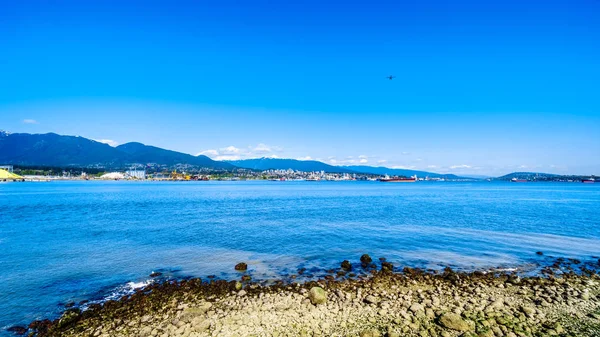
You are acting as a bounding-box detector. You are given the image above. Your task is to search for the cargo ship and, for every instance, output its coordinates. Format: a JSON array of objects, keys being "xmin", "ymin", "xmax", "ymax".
[
  {"xmin": 378, "ymin": 175, "xmax": 417, "ymax": 183},
  {"xmin": 511, "ymin": 178, "xmax": 527, "ymax": 182},
  {"xmin": 582, "ymin": 178, "xmax": 595, "ymax": 184}
]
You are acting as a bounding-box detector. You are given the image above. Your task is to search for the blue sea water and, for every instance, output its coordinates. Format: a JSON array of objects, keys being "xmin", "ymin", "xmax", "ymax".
[{"xmin": 1, "ymin": 181, "xmax": 599, "ymax": 333}]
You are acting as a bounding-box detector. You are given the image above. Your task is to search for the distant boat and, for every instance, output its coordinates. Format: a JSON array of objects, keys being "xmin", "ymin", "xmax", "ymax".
[
  {"xmin": 511, "ymin": 178, "xmax": 527, "ymax": 182},
  {"xmin": 378, "ymin": 175, "xmax": 417, "ymax": 183},
  {"xmin": 582, "ymin": 178, "xmax": 595, "ymax": 184}
]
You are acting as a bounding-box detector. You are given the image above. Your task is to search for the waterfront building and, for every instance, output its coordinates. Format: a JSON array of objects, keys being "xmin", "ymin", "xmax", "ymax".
[
  {"xmin": 0, "ymin": 165, "xmax": 13, "ymax": 173},
  {"xmin": 126, "ymin": 169, "xmax": 146, "ymax": 179}
]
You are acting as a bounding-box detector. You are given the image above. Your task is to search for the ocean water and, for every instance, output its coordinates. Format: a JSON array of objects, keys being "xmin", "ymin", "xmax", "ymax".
[{"xmin": 1, "ymin": 181, "xmax": 599, "ymax": 332}]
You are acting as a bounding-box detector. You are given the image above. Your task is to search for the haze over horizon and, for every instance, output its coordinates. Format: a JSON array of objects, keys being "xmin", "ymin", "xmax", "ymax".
[{"xmin": 1, "ymin": 1, "xmax": 599, "ymax": 176}]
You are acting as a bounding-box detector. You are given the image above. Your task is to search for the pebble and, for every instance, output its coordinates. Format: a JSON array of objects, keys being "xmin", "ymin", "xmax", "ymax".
[
  {"xmin": 364, "ymin": 295, "xmax": 379, "ymax": 304},
  {"xmin": 359, "ymin": 328, "xmax": 381, "ymax": 337},
  {"xmin": 409, "ymin": 303, "xmax": 424, "ymax": 313}
]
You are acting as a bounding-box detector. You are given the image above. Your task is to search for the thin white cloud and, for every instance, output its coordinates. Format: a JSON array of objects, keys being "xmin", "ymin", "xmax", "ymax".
[
  {"xmin": 427, "ymin": 165, "xmax": 437, "ymax": 169},
  {"xmin": 221, "ymin": 146, "xmax": 241, "ymax": 154},
  {"xmin": 297, "ymin": 156, "xmax": 313, "ymax": 161},
  {"xmin": 197, "ymin": 149, "xmax": 219, "ymax": 157},
  {"xmin": 214, "ymin": 155, "xmax": 241, "ymax": 161},
  {"xmin": 197, "ymin": 143, "xmax": 282, "ymax": 161},
  {"xmin": 327, "ymin": 155, "xmax": 371, "ymax": 165},
  {"xmin": 449, "ymin": 164, "xmax": 472, "ymax": 169},
  {"xmin": 392, "ymin": 165, "xmax": 416, "ymax": 169},
  {"xmin": 94, "ymin": 139, "xmax": 118, "ymax": 147},
  {"xmin": 401, "ymin": 152, "xmax": 410, "ymax": 155},
  {"xmin": 377, "ymin": 160, "xmax": 387, "ymax": 164},
  {"xmin": 23, "ymin": 119, "xmax": 38, "ymax": 124}
]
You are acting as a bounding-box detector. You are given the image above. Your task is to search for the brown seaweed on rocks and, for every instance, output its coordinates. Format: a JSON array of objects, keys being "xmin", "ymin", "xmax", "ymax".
[{"xmin": 18, "ymin": 256, "xmax": 600, "ymax": 337}]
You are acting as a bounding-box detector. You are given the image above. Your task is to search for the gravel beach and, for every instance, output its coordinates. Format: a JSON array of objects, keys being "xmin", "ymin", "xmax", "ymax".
[{"xmin": 15, "ymin": 257, "xmax": 600, "ymax": 337}]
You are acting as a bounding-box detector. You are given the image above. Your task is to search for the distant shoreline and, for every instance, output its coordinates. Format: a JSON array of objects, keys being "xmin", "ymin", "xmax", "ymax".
[{"xmin": 5, "ymin": 177, "xmax": 598, "ymax": 183}]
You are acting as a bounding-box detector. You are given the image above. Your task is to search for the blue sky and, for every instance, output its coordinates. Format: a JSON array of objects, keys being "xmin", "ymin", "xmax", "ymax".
[{"xmin": 1, "ymin": 0, "xmax": 599, "ymax": 175}]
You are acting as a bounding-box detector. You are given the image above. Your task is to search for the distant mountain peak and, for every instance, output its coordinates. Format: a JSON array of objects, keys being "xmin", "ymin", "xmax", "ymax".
[{"xmin": 256, "ymin": 157, "xmax": 284, "ymax": 161}]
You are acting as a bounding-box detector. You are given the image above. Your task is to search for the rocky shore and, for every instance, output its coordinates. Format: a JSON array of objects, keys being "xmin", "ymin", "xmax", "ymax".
[{"xmin": 12, "ymin": 256, "xmax": 600, "ymax": 337}]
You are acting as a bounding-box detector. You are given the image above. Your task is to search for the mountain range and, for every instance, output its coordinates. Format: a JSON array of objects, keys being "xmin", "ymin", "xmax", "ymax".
[
  {"xmin": 1, "ymin": 131, "xmax": 458, "ymax": 176},
  {"xmin": 0, "ymin": 132, "xmax": 233, "ymax": 170},
  {"xmin": 228, "ymin": 158, "xmax": 356, "ymax": 173},
  {"xmin": 496, "ymin": 172, "xmax": 559, "ymax": 180},
  {"xmin": 4, "ymin": 131, "xmax": 585, "ymax": 179},
  {"xmin": 227, "ymin": 160, "xmax": 463, "ymax": 178}
]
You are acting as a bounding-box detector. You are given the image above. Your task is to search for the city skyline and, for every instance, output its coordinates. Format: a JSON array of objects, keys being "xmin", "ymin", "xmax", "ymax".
[{"xmin": 1, "ymin": 0, "xmax": 599, "ymax": 175}]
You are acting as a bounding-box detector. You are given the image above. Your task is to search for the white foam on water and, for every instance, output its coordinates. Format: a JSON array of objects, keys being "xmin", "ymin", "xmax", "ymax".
[
  {"xmin": 498, "ymin": 267, "xmax": 518, "ymax": 271},
  {"xmin": 81, "ymin": 279, "xmax": 155, "ymax": 311},
  {"xmin": 125, "ymin": 280, "xmax": 153, "ymax": 291}
]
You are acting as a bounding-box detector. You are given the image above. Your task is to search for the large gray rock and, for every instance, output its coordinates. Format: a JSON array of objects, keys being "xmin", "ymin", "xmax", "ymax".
[
  {"xmin": 180, "ymin": 307, "xmax": 208, "ymax": 323},
  {"xmin": 308, "ymin": 287, "xmax": 327, "ymax": 305},
  {"xmin": 364, "ymin": 295, "xmax": 380, "ymax": 304},
  {"xmin": 580, "ymin": 289, "xmax": 590, "ymax": 300},
  {"xmin": 409, "ymin": 303, "xmax": 424, "ymax": 313},
  {"xmin": 520, "ymin": 305, "xmax": 535, "ymax": 318},
  {"xmin": 438, "ymin": 313, "xmax": 474, "ymax": 332}
]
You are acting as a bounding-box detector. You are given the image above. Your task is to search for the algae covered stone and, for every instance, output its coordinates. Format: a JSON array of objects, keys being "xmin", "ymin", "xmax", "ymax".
[
  {"xmin": 438, "ymin": 313, "xmax": 474, "ymax": 332},
  {"xmin": 359, "ymin": 328, "xmax": 381, "ymax": 337},
  {"xmin": 360, "ymin": 254, "xmax": 372, "ymax": 264},
  {"xmin": 359, "ymin": 329, "xmax": 381, "ymax": 337},
  {"xmin": 235, "ymin": 262, "xmax": 248, "ymax": 271},
  {"xmin": 308, "ymin": 286, "xmax": 327, "ymax": 305},
  {"xmin": 56, "ymin": 308, "xmax": 81, "ymax": 329}
]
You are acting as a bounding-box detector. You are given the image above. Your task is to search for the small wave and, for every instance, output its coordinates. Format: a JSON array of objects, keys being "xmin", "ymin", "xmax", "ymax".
[
  {"xmin": 490, "ymin": 267, "xmax": 518, "ymax": 272},
  {"xmin": 81, "ymin": 279, "xmax": 154, "ymax": 311},
  {"xmin": 104, "ymin": 279, "xmax": 154, "ymax": 301},
  {"xmin": 126, "ymin": 281, "xmax": 153, "ymax": 290}
]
